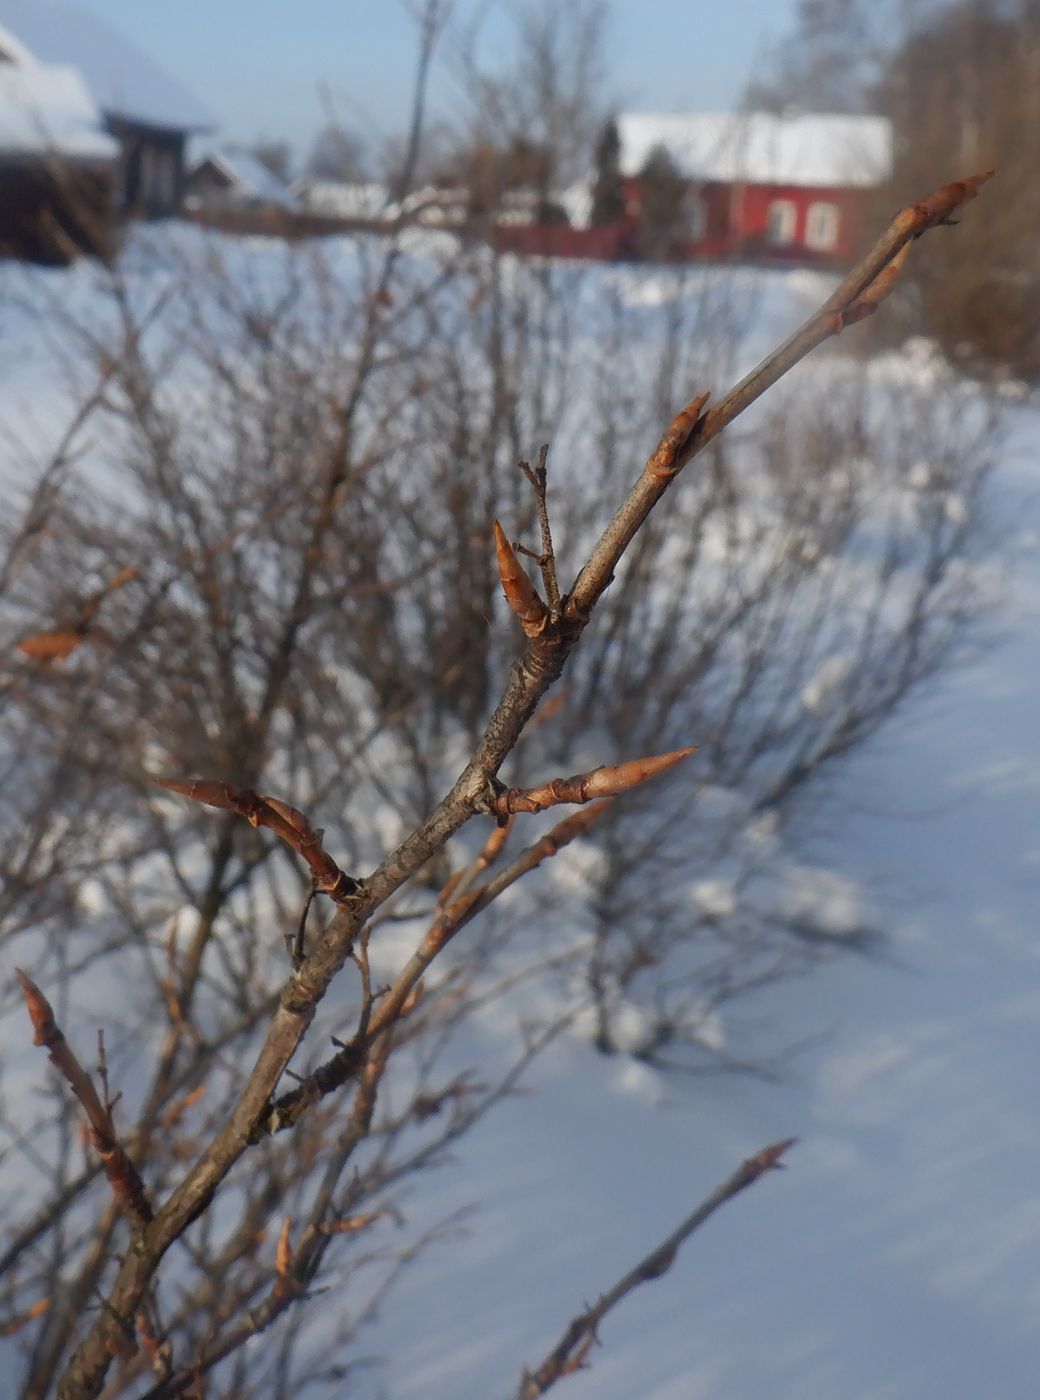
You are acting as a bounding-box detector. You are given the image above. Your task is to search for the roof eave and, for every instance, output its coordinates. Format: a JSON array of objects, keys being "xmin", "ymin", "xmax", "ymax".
[{"xmin": 101, "ymin": 107, "xmax": 216, "ymax": 138}]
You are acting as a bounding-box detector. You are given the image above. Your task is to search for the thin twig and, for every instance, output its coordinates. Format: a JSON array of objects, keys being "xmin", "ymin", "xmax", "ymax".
[
  {"xmin": 289, "ymin": 884, "xmax": 318, "ymax": 970},
  {"xmin": 566, "ymin": 170, "xmax": 994, "ymax": 619},
  {"xmin": 518, "ymin": 445, "xmax": 562, "ymax": 617},
  {"xmin": 517, "ymin": 1138, "xmax": 797, "ymax": 1398},
  {"xmin": 252, "ymin": 803, "xmax": 608, "ymax": 1138},
  {"xmin": 16, "ymin": 971, "xmax": 153, "ymax": 1228},
  {"xmin": 490, "ymin": 747, "xmax": 695, "ymax": 818},
  {"xmin": 152, "ymin": 778, "xmax": 359, "ymax": 904}
]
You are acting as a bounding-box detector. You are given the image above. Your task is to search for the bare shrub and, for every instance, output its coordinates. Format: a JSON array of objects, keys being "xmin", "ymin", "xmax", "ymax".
[{"xmin": 0, "ymin": 142, "xmax": 995, "ymax": 1399}]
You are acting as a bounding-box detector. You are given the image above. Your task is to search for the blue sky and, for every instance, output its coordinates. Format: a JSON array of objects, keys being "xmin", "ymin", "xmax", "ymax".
[{"xmin": 74, "ymin": 1, "xmax": 797, "ymax": 164}]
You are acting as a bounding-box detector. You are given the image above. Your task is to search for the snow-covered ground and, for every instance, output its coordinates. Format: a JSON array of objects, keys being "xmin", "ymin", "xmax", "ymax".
[
  {"xmin": 1, "ymin": 230, "xmax": 1037, "ymax": 1397},
  {"xmin": 363, "ymin": 397, "xmax": 1040, "ymax": 1398}
]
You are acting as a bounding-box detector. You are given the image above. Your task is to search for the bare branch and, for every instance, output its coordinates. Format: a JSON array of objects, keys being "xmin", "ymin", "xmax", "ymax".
[
  {"xmin": 16, "ymin": 971, "xmax": 153, "ymax": 1228},
  {"xmin": 491, "ymin": 746, "xmax": 696, "ymax": 817},
  {"xmin": 50, "ymin": 169, "xmax": 989, "ymax": 1398},
  {"xmin": 152, "ymin": 778, "xmax": 359, "ymax": 903},
  {"xmin": 252, "ymin": 802, "xmax": 608, "ymax": 1140},
  {"xmin": 517, "ymin": 1139, "xmax": 797, "ymax": 1397},
  {"xmin": 518, "ymin": 445, "xmax": 563, "ymax": 616},
  {"xmin": 567, "ymin": 170, "xmax": 994, "ymax": 618}
]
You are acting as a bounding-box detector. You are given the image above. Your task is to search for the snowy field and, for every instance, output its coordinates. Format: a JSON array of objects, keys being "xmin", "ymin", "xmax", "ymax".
[
  {"xmin": 363, "ymin": 263, "xmax": 1038, "ymax": 1395},
  {"xmin": 360, "ymin": 402, "xmax": 1040, "ymax": 1399},
  {"xmin": 1, "ymin": 229, "xmax": 1038, "ymax": 1397}
]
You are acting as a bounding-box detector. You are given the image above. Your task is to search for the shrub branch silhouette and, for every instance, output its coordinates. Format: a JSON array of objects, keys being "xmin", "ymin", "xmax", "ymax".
[{"xmin": 9, "ymin": 168, "xmax": 991, "ymax": 1400}]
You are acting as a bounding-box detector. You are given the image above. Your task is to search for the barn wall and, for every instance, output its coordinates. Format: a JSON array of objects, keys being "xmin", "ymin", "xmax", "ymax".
[
  {"xmin": 723, "ymin": 182, "xmax": 868, "ymax": 264},
  {"xmin": 0, "ymin": 160, "xmax": 117, "ymax": 264}
]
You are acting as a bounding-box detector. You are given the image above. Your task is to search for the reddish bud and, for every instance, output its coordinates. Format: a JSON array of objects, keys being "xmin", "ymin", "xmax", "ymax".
[
  {"xmin": 493, "ymin": 520, "xmax": 549, "ymax": 637},
  {"xmin": 579, "ymin": 747, "xmax": 697, "ymax": 799},
  {"xmin": 16, "ymin": 969, "xmax": 59, "ymax": 1048},
  {"xmin": 741, "ymin": 1137, "xmax": 797, "ymax": 1183},
  {"xmin": 275, "ymin": 1216, "xmax": 293, "ymax": 1279},
  {"xmin": 646, "ymin": 391, "xmax": 711, "ymax": 480}
]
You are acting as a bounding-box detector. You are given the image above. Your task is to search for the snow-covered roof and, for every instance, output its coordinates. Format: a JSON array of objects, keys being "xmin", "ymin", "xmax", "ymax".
[
  {"xmin": 295, "ymin": 180, "xmax": 392, "ymax": 221},
  {"xmin": 194, "ymin": 150, "xmax": 296, "ymax": 207},
  {"xmin": 618, "ymin": 112, "xmax": 892, "ymax": 189},
  {"xmin": 396, "ymin": 185, "xmax": 468, "ymax": 225},
  {"xmin": 0, "ymin": 1, "xmax": 212, "ymax": 133},
  {"xmin": 0, "ymin": 51, "xmax": 117, "ymax": 159}
]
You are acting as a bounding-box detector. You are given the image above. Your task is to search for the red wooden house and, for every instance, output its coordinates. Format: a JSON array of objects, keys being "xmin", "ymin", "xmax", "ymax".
[
  {"xmin": 619, "ymin": 112, "xmax": 891, "ymax": 265},
  {"xmin": 494, "ymin": 112, "xmax": 891, "ymax": 267}
]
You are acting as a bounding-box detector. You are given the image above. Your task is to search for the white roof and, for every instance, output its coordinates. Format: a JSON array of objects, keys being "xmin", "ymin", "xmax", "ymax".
[
  {"xmin": 195, "ymin": 150, "xmax": 296, "ymax": 207},
  {"xmin": 396, "ymin": 185, "xmax": 468, "ymax": 224},
  {"xmin": 0, "ymin": 51, "xmax": 117, "ymax": 159},
  {"xmin": 295, "ymin": 180, "xmax": 391, "ymax": 220},
  {"xmin": 618, "ymin": 112, "xmax": 892, "ymax": 189},
  {"xmin": 0, "ymin": 0, "xmax": 212, "ymax": 133}
]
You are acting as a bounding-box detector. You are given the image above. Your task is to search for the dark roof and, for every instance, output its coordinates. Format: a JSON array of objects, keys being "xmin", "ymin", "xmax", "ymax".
[{"xmin": 0, "ymin": 1, "xmax": 213, "ymax": 133}]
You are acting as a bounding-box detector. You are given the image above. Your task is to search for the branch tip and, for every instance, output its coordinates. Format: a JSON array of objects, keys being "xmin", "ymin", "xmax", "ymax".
[
  {"xmin": 151, "ymin": 777, "xmax": 358, "ymax": 902},
  {"xmin": 741, "ymin": 1136, "xmax": 797, "ymax": 1184},
  {"xmin": 16, "ymin": 968, "xmax": 59, "ymax": 1047},
  {"xmin": 494, "ymin": 746, "xmax": 696, "ymax": 817}
]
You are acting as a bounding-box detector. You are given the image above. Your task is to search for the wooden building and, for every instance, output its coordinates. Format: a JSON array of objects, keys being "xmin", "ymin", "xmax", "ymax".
[
  {"xmin": 0, "ymin": 33, "xmax": 118, "ymax": 261},
  {"xmin": 617, "ymin": 111, "xmax": 892, "ymax": 266},
  {"xmin": 186, "ymin": 150, "xmax": 296, "ymax": 212},
  {"xmin": 495, "ymin": 112, "xmax": 891, "ymax": 267},
  {"xmin": 0, "ymin": 0, "xmax": 211, "ymax": 223}
]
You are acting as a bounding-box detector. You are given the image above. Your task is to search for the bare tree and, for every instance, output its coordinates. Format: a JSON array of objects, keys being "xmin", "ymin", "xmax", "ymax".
[
  {"xmin": 744, "ymin": 0, "xmax": 888, "ymax": 113},
  {"xmin": 305, "ymin": 123, "xmax": 368, "ymax": 182},
  {"xmin": 749, "ymin": 0, "xmax": 1040, "ymax": 380},
  {"xmin": 877, "ymin": 0, "xmax": 1040, "ymax": 380},
  {"xmin": 634, "ymin": 144, "xmax": 689, "ymax": 257},
  {"xmin": 445, "ymin": 0, "xmax": 611, "ymax": 218}
]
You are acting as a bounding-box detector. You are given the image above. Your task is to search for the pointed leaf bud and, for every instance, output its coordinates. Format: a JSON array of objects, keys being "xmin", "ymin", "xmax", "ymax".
[{"xmin": 493, "ymin": 520, "xmax": 549, "ymax": 637}]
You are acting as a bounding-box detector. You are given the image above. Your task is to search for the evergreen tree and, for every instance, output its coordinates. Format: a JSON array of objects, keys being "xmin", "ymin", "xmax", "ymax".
[
  {"xmin": 637, "ymin": 145, "xmax": 687, "ymax": 257},
  {"xmin": 590, "ymin": 117, "xmax": 625, "ymax": 225}
]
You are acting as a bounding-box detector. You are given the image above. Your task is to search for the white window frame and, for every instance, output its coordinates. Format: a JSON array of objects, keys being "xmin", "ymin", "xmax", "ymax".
[
  {"xmin": 766, "ymin": 198, "xmax": 798, "ymax": 245},
  {"xmin": 805, "ymin": 200, "xmax": 840, "ymax": 251},
  {"xmin": 686, "ymin": 190, "xmax": 707, "ymax": 241}
]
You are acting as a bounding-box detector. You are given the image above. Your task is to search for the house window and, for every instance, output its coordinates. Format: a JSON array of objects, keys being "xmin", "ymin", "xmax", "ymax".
[
  {"xmin": 154, "ymin": 149, "xmax": 178, "ymax": 210},
  {"xmin": 137, "ymin": 144, "xmax": 155, "ymax": 206},
  {"xmin": 806, "ymin": 201, "xmax": 840, "ymax": 251},
  {"xmin": 766, "ymin": 199, "xmax": 797, "ymax": 245},
  {"xmin": 686, "ymin": 191, "xmax": 707, "ymax": 241}
]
